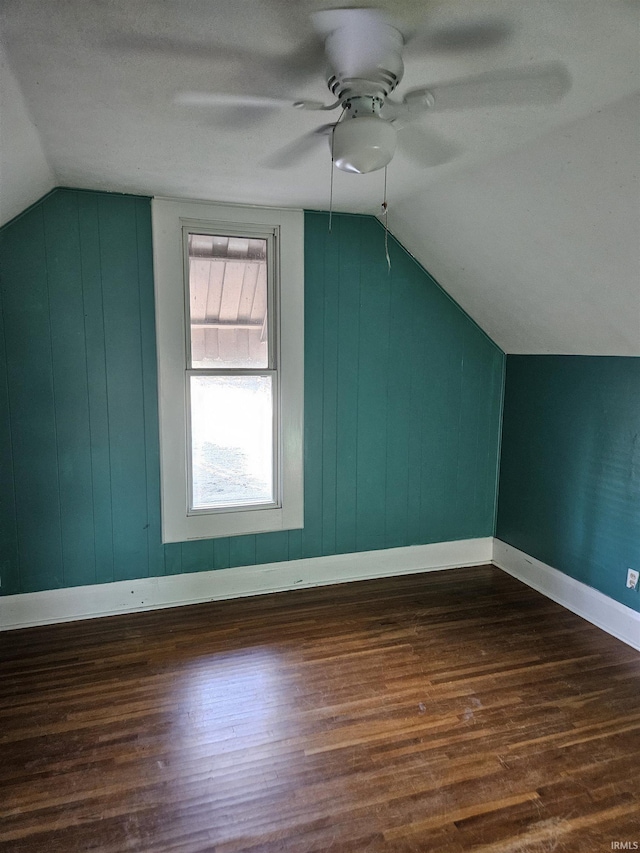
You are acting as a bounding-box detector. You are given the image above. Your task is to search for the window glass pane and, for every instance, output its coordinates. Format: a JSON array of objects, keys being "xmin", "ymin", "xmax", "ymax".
[
  {"xmin": 188, "ymin": 233, "xmax": 268, "ymax": 369},
  {"xmin": 190, "ymin": 375, "xmax": 274, "ymax": 510}
]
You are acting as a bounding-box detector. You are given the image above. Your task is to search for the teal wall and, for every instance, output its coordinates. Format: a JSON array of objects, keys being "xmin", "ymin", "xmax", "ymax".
[
  {"xmin": 0, "ymin": 189, "xmax": 504, "ymax": 595},
  {"xmin": 497, "ymin": 355, "xmax": 640, "ymax": 612}
]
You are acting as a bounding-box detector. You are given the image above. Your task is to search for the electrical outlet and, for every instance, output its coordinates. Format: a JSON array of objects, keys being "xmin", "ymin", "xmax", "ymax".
[{"xmin": 627, "ymin": 569, "xmax": 639, "ymax": 590}]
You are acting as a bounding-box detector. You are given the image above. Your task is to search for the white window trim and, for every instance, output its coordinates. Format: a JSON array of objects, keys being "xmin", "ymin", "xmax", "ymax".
[{"xmin": 152, "ymin": 198, "xmax": 304, "ymax": 543}]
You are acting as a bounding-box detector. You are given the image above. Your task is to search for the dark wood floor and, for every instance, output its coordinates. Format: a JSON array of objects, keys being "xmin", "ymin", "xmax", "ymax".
[{"xmin": 1, "ymin": 566, "xmax": 639, "ymax": 852}]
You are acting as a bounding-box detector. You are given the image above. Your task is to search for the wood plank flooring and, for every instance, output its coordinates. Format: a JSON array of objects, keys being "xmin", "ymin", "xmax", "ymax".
[{"xmin": 1, "ymin": 566, "xmax": 639, "ymax": 852}]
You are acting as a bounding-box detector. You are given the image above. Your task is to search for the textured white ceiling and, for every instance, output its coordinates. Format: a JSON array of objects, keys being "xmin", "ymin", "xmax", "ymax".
[{"xmin": 1, "ymin": 0, "xmax": 638, "ymax": 353}]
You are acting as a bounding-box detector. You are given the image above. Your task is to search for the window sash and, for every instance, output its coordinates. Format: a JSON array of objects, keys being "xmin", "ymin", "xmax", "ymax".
[
  {"xmin": 185, "ymin": 369, "xmax": 281, "ymax": 515},
  {"xmin": 182, "ymin": 225, "xmax": 277, "ymax": 373}
]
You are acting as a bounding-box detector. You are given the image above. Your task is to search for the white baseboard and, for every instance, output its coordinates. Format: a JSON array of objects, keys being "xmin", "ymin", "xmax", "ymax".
[
  {"xmin": 492, "ymin": 539, "xmax": 640, "ymax": 652},
  {"xmin": 0, "ymin": 538, "xmax": 492, "ymax": 631}
]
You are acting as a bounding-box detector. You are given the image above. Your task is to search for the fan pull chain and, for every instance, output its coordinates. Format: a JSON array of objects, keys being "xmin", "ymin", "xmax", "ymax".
[
  {"xmin": 381, "ymin": 166, "xmax": 391, "ymax": 272},
  {"xmin": 328, "ymin": 108, "xmax": 346, "ymax": 234},
  {"xmin": 329, "ymin": 127, "xmax": 335, "ymax": 233}
]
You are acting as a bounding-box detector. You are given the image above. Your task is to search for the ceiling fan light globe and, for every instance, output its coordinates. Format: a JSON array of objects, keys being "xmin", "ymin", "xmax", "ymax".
[{"xmin": 332, "ymin": 116, "xmax": 397, "ymax": 174}]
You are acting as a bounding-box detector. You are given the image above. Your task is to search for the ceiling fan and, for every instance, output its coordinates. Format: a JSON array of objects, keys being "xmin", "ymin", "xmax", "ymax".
[{"xmin": 176, "ymin": 7, "xmax": 571, "ymax": 174}]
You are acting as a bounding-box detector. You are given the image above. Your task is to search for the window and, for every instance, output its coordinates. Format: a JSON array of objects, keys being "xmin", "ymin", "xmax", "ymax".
[{"xmin": 152, "ymin": 200, "xmax": 304, "ymax": 543}]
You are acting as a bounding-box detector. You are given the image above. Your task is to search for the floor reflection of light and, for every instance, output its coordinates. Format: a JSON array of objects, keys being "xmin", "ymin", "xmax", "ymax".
[
  {"xmin": 161, "ymin": 645, "xmax": 299, "ymax": 843},
  {"xmin": 174, "ymin": 647, "xmax": 288, "ymax": 744}
]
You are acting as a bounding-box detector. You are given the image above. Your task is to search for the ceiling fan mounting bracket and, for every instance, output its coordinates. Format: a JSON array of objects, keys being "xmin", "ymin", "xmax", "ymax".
[{"xmin": 403, "ymin": 90, "xmax": 436, "ymax": 111}]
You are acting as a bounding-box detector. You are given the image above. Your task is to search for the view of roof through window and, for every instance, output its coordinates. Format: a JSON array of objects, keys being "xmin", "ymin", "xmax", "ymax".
[{"xmin": 188, "ymin": 234, "xmax": 268, "ymax": 369}]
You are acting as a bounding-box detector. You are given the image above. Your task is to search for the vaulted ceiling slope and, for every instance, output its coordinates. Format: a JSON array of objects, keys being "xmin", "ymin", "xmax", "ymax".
[
  {"xmin": 1, "ymin": 0, "xmax": 638, "ymax": 354},
  {"xmin": 0, "ymin": 39, "xmax": 55, "ymax": 225}
]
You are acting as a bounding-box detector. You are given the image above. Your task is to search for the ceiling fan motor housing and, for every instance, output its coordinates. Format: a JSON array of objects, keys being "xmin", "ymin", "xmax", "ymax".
[
  {"xmin": 327, "ymin": 69, "xmax": 402, "ymax": 102},
  {"xmin": 316, "ymin": 8, "xmax": 406, "ymax": 102}
]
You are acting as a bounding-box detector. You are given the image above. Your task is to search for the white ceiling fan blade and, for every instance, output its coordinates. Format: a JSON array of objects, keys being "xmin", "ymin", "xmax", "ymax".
[
  {"xmin": 105, "ymin": 33, "xmax": 325, "ymax": 85},
  {"xmin": 404, "ymin": 62, "xmax": 571, "ymax": 113},
  {"xmin": 397, "ymin": 125, "xmax": 460, "ymax": 168},
  {"xmin": 409, "ymin": 18, "xmax": 513, "ymax": 55},
  {"xmin": 175, "ymin": 92, "xmax": 335, "ymax": 111},
  {"xmin": 175, "ymin": 93, "xmax": 295, "ymax": 109},
  {"xmin": 262, "ymin": 125, "xmax": 334, "ymax": 170}
]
